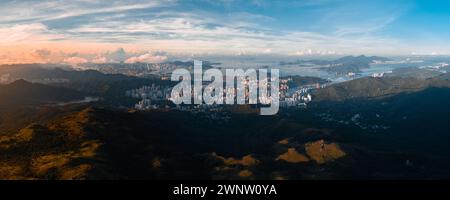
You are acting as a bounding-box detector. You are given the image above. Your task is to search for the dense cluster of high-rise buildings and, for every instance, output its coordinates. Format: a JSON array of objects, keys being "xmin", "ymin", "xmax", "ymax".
[
  {"xmin": 127, "ymin": 77, "xmax": 325, "ymax": 112},
  {"xmin": 126, "ymin": 84, "xmax": 172, "ymax": 110}
]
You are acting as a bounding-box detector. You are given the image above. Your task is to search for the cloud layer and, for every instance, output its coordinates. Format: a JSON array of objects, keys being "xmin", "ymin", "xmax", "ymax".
[{"xmin": 1, "ymin": 0, "xmax": 450, "ymax": 64}]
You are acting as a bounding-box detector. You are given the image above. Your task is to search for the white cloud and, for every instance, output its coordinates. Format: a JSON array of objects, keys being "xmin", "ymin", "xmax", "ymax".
[
  {"xmin": 91, "ymin": 55, "xmax": 109, "ymax": 63},
  {"xmin": 262, "ymin": 48, "xmax": 272, "ymax": 54},
  {"xmin": 61, "ymin": 12, "xmax": 406, "ymax": 55},
  {"xmin": 0, "ymin": 0, "xmax": 437, "ymax": 56},
  {"xmin": 334, "ymin": 16, "xmax": 399, "ymax": 36},
  {"xmin": 0, "ymin": 23, "xmax": 63, "ymax": 44},
  {"xmin": 64, "ymin": 56, "xmax": 88, "ymax": 64},
  {"xmin": 0, "ymin": 0, "xmax": 171, "ymax": 23},
  {"xmin": 30, "ymin": 48, "xmax": 51, "ymax": 59},
  {"xmin": 125, "ymin": 52, "xmax": 168, "ymax": 63}
]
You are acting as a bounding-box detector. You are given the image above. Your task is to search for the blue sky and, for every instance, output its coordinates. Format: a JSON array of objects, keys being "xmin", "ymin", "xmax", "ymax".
[{"xmin": 1, "ymin": 0, "xmax": 450, "ymax": 63}]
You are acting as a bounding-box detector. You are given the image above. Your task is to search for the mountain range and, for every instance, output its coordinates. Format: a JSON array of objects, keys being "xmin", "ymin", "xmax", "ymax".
[
  {"xmin": 280, "ymin": 55, "xmax": 391, "ymax": 75},
  {"xmin": 1, "ymin": 64, "xmax": 450, "ymax": 179}
]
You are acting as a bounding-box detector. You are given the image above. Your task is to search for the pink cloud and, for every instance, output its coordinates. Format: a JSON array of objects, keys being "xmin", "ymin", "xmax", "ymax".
[
  {"xmin": 125, "ymin": 52, "xmax": 168, "ymax": 63},
  {"xmin": 30, "ymin": 48, "xmax": 51, "ymax": 58},
  {"xmin": 91, "ymin": 55, "xmax": 108, "ymax": 63},
  {"xmin": 63, "ymin": 56, "xmax": 88, "ymax": 64}
]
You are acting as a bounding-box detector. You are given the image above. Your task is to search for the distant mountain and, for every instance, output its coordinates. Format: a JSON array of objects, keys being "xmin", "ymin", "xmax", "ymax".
[
  {"xmin": 168, "ymin": 60, "xmax": 216, "ymax": 69},
  {"xmin": 386, "ymin": 67, "xmax": 443, "ymax": 79},
  {"xmin": 0, "ymin": 79, "xmax": 84, "ymax": 106},
  {"xmin": 282, "ymin": 75, "xmax": 330, "ymax": 87},
  {"xmin": 313, "ymin": 75, "xmax": 450, "ymax": 101},
  {"xmin": 324, "ymin": 55, "xmax": 391, "ymax": 75},
  {"xmin": 1, "ymin": 83, "xmax": 450, "ymax": 179},
  {"xmin": 1, "ymin": 65, "xmax": 450, "ymax": 180},
  {"xmin": 0, "ymin": 64, "xmax": 173, "ymax": 106},
  {"xmin": 334, "ymin": 55, "xmax": 390, "ymax": 64},
  {"xmin": 0, "ymin": 64, "xmax": 149, "ymax": 84},
  {"xmin": 279, "ymin": 55, "xmax": 391, "ymax": 75}
]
